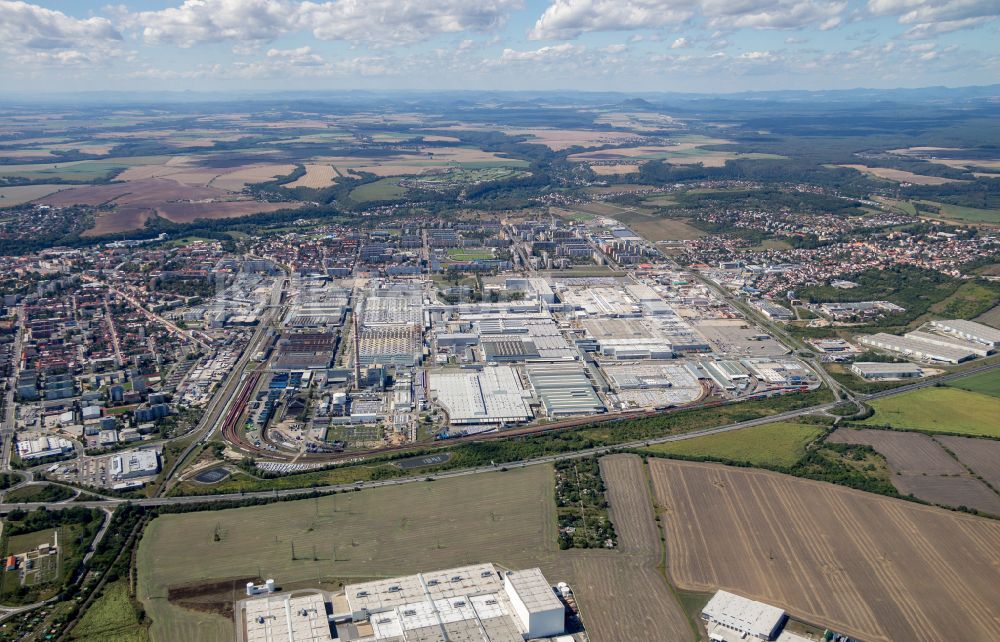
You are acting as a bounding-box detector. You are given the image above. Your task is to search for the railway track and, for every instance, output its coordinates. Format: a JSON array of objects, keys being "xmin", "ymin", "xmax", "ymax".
[{"xmin": 230, "ymin": 386, "xmax": 811, "ymax": 466}]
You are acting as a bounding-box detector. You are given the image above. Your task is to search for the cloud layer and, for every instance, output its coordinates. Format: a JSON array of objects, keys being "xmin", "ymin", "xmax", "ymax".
[{"xmin": 0, "ymin": 0, "xmax": 997, "ymax": 90}]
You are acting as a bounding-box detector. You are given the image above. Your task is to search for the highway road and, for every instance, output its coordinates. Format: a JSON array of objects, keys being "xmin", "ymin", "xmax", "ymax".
[{"xmin": 5, "ymin": 358, "xmax": 996, "ymax": 513}]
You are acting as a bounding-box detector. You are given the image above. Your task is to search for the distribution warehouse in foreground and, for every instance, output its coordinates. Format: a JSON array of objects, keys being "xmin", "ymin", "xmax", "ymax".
[{"xmin": 239, "ymin": 564, "xmax": 573, "ymax": 642}]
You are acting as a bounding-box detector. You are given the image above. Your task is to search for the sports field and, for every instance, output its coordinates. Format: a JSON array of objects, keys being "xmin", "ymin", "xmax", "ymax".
[
  {"xmin": 860, "ymin": 386, "xmax": 1000, "ymax": 436},
  {"xmin": 446, "ymin": 248, "xmax": 494, "ymax": 261},
  {"xmin": 650, "ymin": 459, "xmax": 1000, "ymax": 642},
  {"xmin": 642, "ymin": 422, "xmax": 824, "ymax": 467}
]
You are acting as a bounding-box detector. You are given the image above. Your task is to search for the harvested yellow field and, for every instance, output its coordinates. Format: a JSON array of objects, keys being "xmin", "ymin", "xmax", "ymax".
[
  {"xmin": 285, "ymin": 163, "xmax": 339, "ymax": 188},
  {"xmin": 838, "ymin": 164, "xmax": 965, "ymax": 185},
  {"xmin": 421, "ymin": 135, "xmax": 460, "ymax": 142},
  {"xmin": 650, "ymin": 459, "xmax": 1000, "ymax": 642},
  {"xmin": 667, "ymin": 153, "xmax": 731, "ymax": 167},
  {"xmin": 590, "ymin": 163, "xmax": 641, "ymax": 175},
  {"xmin": 934, "ymin": 159, "xmax": 1000, "ymax": 171},
  {"xmin": 210, "ymin": 164, "xmax": 296, "ymax": 191}
]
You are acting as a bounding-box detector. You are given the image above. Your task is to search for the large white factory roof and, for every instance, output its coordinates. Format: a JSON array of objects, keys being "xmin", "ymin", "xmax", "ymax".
[
  {"xmin": 502, "ymin": 568, "xmax": 564, "ymax": 614},
  {"xmin": 702, "ymin": 590, "xmax": 785, "ymax": 641},
  {"xmin": 860, "ymin": 332, "xmax": 976, "ymax": 364},
  {"xmin": 525, "ymin": 364, "xmax": 605, "ymax": 416},
  {"xmin": 245, "ymin": 592, "xmax": 332, "ymax": 642},
  {"xmin": 344, "ymin": 563, "xmax": 563, "ymax": 642},
  {"xmin": 929, "ymin": 319, "xmax": 1000, "ymax": 346},
  {"xmin": 429, "ymin": 367, "xmax": 532, "ymax": 424}
]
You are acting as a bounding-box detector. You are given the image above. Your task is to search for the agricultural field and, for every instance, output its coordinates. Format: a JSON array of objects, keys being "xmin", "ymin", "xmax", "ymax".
[
  {"xmin": 610, "ymin": 211, "xmax": 706, "ymax": 241},
  {"xmin": 836, "ymin": 165, "xmax": 965, "ymax": 185},
  {"xmin": 590, "ymin": 455, "xmax": 693, "ymax": 642},
  {"xmin": 827, "ymin": 428, "xmax": 1000, "ymax": 514},
  {"xmin": 935, "ymin": 435, "xmax": 1000, "ymax": 489},
  {"xmin": 893, "ymin": 475, "xmax": 1000, "ymax": 515},
  {"xmin": 348, "ymin": 177, "xmax": 406, "ymax": 203},
  {"xmin": 946, "ymin": 369, "xmax": 1000, "ymax": 397},
  {"xmin": 827, "ymin": 429, "xmax": 965, "ymax": 475},
  {"xmin": 69, "ymin": 580, "xmax": 149, "ymax": 642},
  {"xmin": 139, "ymin": 467, "xmax": 562, "ymax": 642},
  {"xmin": 569, "ymin": 142, "xmax": 782, "ymax": 167},
  {"xmin": 916, "ymin": 200, "xmax": 1000, "ymax": 224},
  {"xmin": 642, "ymin": 421, "xmax": 824, "ymax": 467},
  {"xmin": 649, "ymin": 458, "xmax": 1000, "ymax": 642},
  {"xmin": 860, "ymin": 386, "xmax": 1000, "ymax": 436},
  {"xmin": 139, "ymin": 462, "xmax": 698, "ymax": 642},
  {"xmin": 589, "ymin": 163, "xmax": 640, "ymax": 175},
  {"xmin": 974, "ymin": 303, "xmax": 1000, "ymax": 329},
  {"xmin": 284, "ymin": 163, "xmax": 339, "ymax": 188},
  {"xmin": 436, "ymin": 125, "xmax": 644, "ymax": 151},
  {"xmin": 0, "ymin": 156, "xmax": 168, "ymax": 182},
  {"xmin": 0, "ymin": 184, "xmax": 71, "ymax": 206}
]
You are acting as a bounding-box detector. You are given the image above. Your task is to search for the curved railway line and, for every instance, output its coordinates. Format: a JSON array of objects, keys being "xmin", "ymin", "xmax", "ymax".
[{"xmin": 238, "ymin": 386, "xmax": 814, "ymax": 466}]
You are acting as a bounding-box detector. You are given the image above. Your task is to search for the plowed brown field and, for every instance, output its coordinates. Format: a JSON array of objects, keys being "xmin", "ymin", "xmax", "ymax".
[
  {"xmin": 649, "ymin": 459, "xmax": 1000, "ymax": 642},
  {"xmin": 828, "ymin": 429, "xmax": 965, "ymax": 475},
  {"xmin": 936, "ymin": 435, "xmax": 1000, "ymax": 488}
]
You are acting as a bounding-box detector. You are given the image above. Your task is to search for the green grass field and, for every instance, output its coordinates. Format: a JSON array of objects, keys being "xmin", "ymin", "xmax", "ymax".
[
  {"xmin": 917, "ymin": 200, "xmax": 1000, "ymax": 224},
  {"xmin": 139, "ymin": 466, "xmax": 559, "ymax": 642},
  {"xmin": 349, "ymin": 177, "xmax": 406, "ymax": 202},
  {"xmin": 70, "ymin": 580, "xmax": 149, "ymax": 642},
  {"xmin": 446, "ymin": 248, "xmax": 494, "ymax": 261},
  {"xmin": 928, "ymin": 280, "xmax": 1000, "ymax": 319},
  {"xmin": 5, "ymin": 483, "xmax": 75, "ymax": 503},
  {"xmin": 946, "ymin": 369, "xmax": 1000, "ymax": 398},
  {"xmin": 0, "ymin": 156, "xmax": 166, "ymax": 182},
  {"xmin": 861, "ymin": 386, "xmax": 1000, "ymax": 436},
  {"xmin": 642, "ymin": 422, "xmax": 824, "ymax": 467}
]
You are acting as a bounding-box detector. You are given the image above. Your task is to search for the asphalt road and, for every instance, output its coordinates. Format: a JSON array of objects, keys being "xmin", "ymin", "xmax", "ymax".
[{"xmin": 4, "ymin": 358, "xmax": 995, "ymax": 513}]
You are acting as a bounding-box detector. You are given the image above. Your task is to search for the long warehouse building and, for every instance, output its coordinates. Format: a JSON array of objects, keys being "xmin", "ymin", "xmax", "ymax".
[
  {"xmin": 859, "ymin": 332, "xmax": 977, "ymax": 364},
  {"xmin": 428, "ymin": 366, "xmax": 533, "ymax": 425},
  {"xmin": 929, "ymin": 319, "xmax": 1000, "ymax": 348},
  {"xmin": 525, "ymin": 364, "xmax": 605, "ymax": 416}
]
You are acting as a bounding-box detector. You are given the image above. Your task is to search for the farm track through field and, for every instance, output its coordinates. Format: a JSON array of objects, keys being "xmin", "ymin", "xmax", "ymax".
[
  {"xmin": 649, "ymin": 459, "xmax": 1000, "ymax": 642},
  {"xmin": 592, "ymin": 455, "xmax": 692, "ymax": 641}
]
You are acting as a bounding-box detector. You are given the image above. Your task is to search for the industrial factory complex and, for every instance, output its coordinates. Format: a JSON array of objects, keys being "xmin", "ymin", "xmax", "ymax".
[{"xmin": 238, "ymin": 564, "xmax": 574, "ymax": 642}]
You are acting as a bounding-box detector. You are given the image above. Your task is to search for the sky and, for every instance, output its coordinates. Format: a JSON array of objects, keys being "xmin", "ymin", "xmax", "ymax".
[{"xmin": 1, "ymin": 0, "xmax": 998, "ymax": 94}]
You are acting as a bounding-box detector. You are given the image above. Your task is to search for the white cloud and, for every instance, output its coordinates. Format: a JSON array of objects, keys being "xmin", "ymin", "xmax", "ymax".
[
  {"xmin": 671, "ymin": 36, "xmax": 690, "ymax": 48},
  {"xmin": 300, "ymin": 0, "xmax": 521, "ymax": 45},
  {"xmin": 530, "ymin": 0, "xmax": 848, "ymax": 39},
  {"xmin": 602, "ymin": 43, "xmax": 627, "ymax": 53},
  {"xmin": 500, "ymin": 43, "xmax": 581, "ymax": 62},
  {"xmin": 265, "ymin": 46, "xmax": 324, "ymax": 66},
  {"xmin": 867, "ymin": 0, "xmax": 998, "ymax": 37},
  {"xmin": 128, "ymin": 0, "xmax": 520, "ymax": 47},
  {"xmin": 530, "ymin": 0, "xmax": 695, "ymax": 40},
  {"xmin": 0, "ymin": 0, "xmax": 123, "ymax": 65},
  {"xmin": 131, "ymin": 0, "xmax": 292, "ymax": 47},
  {"xmin": 699, "ymin": 0, "xmax": 847, "ymax": 31}
]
